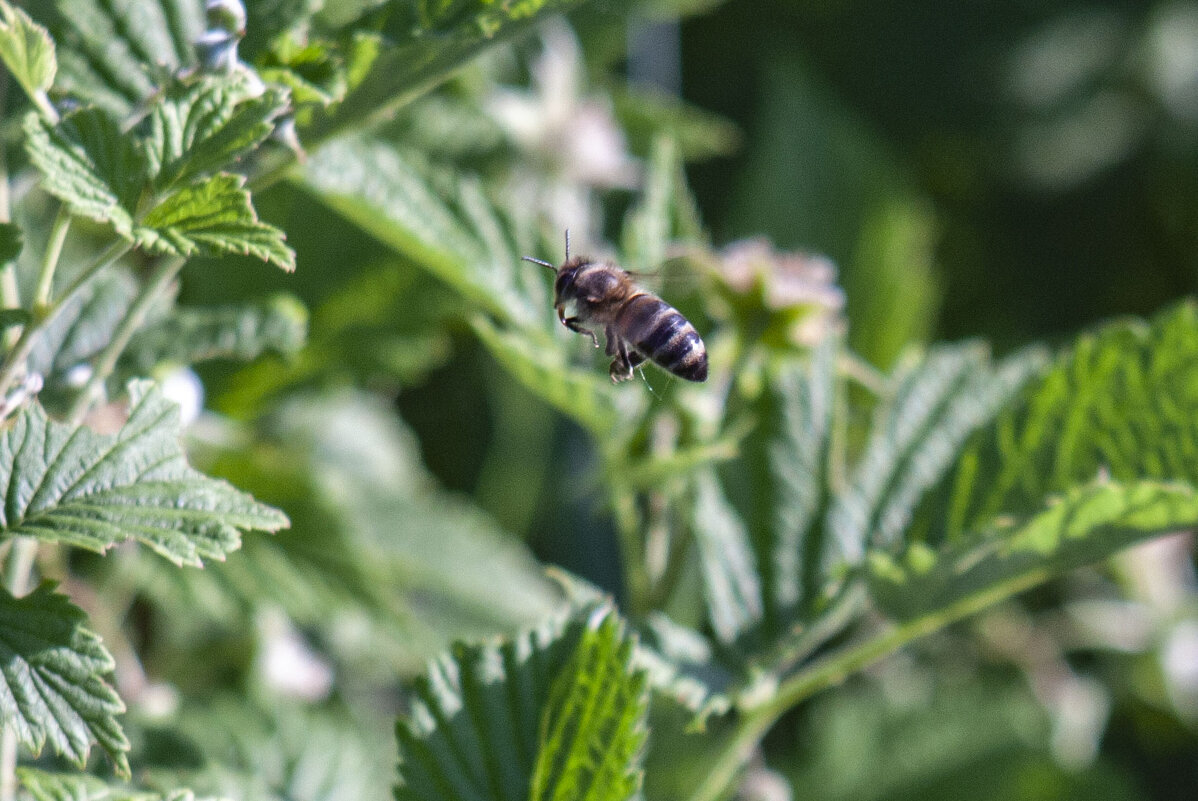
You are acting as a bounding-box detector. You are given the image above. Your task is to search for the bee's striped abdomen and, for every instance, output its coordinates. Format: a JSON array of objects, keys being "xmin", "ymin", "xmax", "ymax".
[{"xmin": 619, "ymin": 293, "xmax": 708, "ymax": 382}]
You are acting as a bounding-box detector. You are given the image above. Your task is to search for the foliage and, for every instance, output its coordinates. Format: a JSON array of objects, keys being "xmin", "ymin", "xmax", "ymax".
[{"xmin": 0, "ymin": 1, "xmax": 1193, "ymax": 801}]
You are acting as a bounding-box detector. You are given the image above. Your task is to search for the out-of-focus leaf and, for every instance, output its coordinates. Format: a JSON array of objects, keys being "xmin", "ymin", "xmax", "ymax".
[
  {"xmin": 613, "ymin": 87, "xmax": 740, "ymax": 163},
  {"xmin": 0, "ymin": 584, "xmax": 127, "ymax": 774},
  {"xmin": 0, "ymin": 221, "xmax": 24, "ymax": 263},
  {"xmin": 621, "ymin": 137, "xmax": 705, "ymax": 272},
  {"xmin": 690, "ymin": 469, "xmax": 763, "ymax": 644},
  {"xmin": 826, "ymin": 343, "xmax": 1047, "ymax": 569},
  {"xmin": 19, "ymin": 768, "xmax": 229, "ymax": 801},
  {"xmin": 30, "ymin": 0, "xmax": 202, "ymax": 115},
  {"xmin": 24, "ymin": 108, "xmax": 144, "ymax": 237},
  {"xmin": 0, "ymin": 382, "xmax": 287, "ymax": 565},
  {"xmin": 136, "ymin": 173, "xmax": 295, "ymax": 271},
  {"xmin": 870, "ymin": 480, "xmax": 1198, "ymax": 622},
  {"xmin": 118, "ymin": 294, "xmax": 308, "ymax": 376},
  {"xmin": 930, "ymin": 301, "xmax": 1198, "ymax": 539},
  {"xmin": 303, "ymin": 0, "xmax": 586, "ymax": 143},
  {"xmin": 0, "ymin": 1, "xmax": 55, "ymax": 101},
  {"xmin": 396, "ymin": 607, "xmax": 647, "ymax": 801},
  {"xmin": 146, "ymin": 78, "xmax": 290, "ymax": 193}
]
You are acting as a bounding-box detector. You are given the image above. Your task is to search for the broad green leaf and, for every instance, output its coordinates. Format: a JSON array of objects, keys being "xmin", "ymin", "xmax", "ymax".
[
  {"xmin": 24, "ymin": 108, "xmax": 144, "ymax": 237},
  {"xmin": 0, "ymin": 1, "xmax": 54, "ymax": 102},
  {"xmin": 136, "ymin": 173, "xmax": 295, "ymax": 271},
  {"xmin": 300, "ymin": 137, "xmax": 534, "ymax": 324},
  {"xmin": 31, "ymin": 0, "xmax": 201, "ymax": 115},
  {"xmin": 119, "ymin": 294, "xmax": 308, "ymax": 376},
  {"xmin": 825, "ymin": 342, "xmax": 1047, "ymax": 568},
  {"xmin": 19, "ymin": 767, "xmax": 229, "ymax": 801},
  {"xmin": 303, "ymin": 0, "xmax": 585, "ymax": 143},
  {"xmin": 0, "ymin": 382, "xmax": 288, "ymax": 565},
  {"xmin": 0, "ymin": 308, "xmax": 30, "ymax": 329},
  {"xmin": 146, "ymin": 78, "xmax": 290, "ymax": 193},
  {"xmin": 930, "ymin": 301, "xmax": 1198, "ymax": 540},
  {"xmin": 529, "ymin": 612, "xmax": 649, "ymax": 801},
  {"xmin": 869, "ymin": 480, "xmax": 1198, "ymax": 622},
  {"xmin": 0, "ymin": 584, "xmax": 127, "ymax": 774},
  {"xmin": 396, "ymin": 607, "xmax": 646, "ymax": 801}
]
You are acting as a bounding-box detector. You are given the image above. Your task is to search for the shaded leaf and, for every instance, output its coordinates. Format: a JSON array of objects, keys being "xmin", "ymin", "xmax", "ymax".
[
  {"xmin": 0, "ymin": 1, "xmax": 54, "ymax": 102},
  {"xmin": 0, "ymin": 382, "xmax": 287, "ymax": 565},
  {"xmin": 136, "ymin": 173, "xmax": 294, "ymax": 271},
  {"xmin": 0, "ymin": 221, "xmax": 23, "ymax": 263},
  {"xmin": 24, "ymin": 108, "xmax": 144, "ymax": 237},
  {"xmin": 825, "ymin": 342, "xmax": 1047, "ymax": 568},
  {"xmin": 0, "ymin": 584, "xmax": 127, "ymax": 774},
  {"xmin": 119, "ymin": 294, "xmax": 308, "ymax": 376},
  {"xmin": 19, "ymin": 767, "xmax": 229, "ymax": 801},
  {"xmin": 691, "ymin": 469, "xmax": 763, "ymax": 644}
]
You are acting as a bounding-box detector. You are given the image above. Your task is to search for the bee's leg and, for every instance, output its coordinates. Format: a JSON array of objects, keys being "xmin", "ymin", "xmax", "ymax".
[
  {"xmin": 604, "ymin": 326, "xmax": 619, "ymax": 356},
  {"xmin": 558, "ymin": 306, "xmax": 598, "ymax": 347},
  {"xmin": 609, "ymin": 340, "xmax": 637, "ymax": 383}
]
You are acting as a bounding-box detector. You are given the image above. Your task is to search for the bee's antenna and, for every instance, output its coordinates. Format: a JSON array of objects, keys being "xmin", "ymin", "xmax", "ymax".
[
  {"xmin": 564, "ymin": 229, "xmax": 571, "ymax": 261},
  {"xmin": 521, "ymin": 256, "xmax": 556, "ymax": 271}
]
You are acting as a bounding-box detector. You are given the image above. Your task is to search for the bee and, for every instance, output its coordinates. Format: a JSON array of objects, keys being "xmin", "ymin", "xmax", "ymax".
[{"xmin": 523, "ymin": 233, "xmax": 708, "ymax": 384}]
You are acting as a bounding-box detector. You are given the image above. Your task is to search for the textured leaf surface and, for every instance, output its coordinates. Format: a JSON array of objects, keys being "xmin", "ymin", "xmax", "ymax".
[
  {"xmin": 32, "ymin": 0, "xmax": 201, "ymax": 115},
  {"xmin": 119, "ymin": 294, "xmax": 308, "ymax": 376},
  {"xmin": 869, "ymin": 480, "xmax": 1198, "ymax": 621},
  {"xmin": 136, "ymin": 174, "xmax": 294, "ymax": 271},
  {"xmin": 691, "ymin": 470, "xmax": 763, "ymax": 645},
  {"xmin": 396, "ymin": 607, "xmax": 648, "ymax": 801},
  {"xmin": 19, "ymin": 767, "xmax": 228, "ymax": 801},
  {"xmin": 928, "ymin": 301, "xmax": 1198, "ymax": 539},
  {"xmin": 529, "ymin": 613, "xmax": 649, "ymax": 801},
  {"xmin": 0, "ymin": 1, "xmax": 55, "ymax": 99},
  {"xmin": 0, "ymin": 584, "xmax": 127, "ymax": 773},
  {"xmin": 825, "ymin": 343, "xmax": 1046, "ymax": 567},
  {"xmin": 0, "ymin": 382, "xmax": 287, "ymax": 565},
  {"xmin": 24, "ymin": 109, "xmax": 143, "ymax": 236},
  {"xmin": 146, "ymin": 78, "xmax": 290, "ymax": 192}
]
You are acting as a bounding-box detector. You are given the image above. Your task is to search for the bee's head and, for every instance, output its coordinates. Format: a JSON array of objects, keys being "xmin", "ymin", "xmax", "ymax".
[{"xmin": 552, "ymin": 257, "xmax": 592, "ymax": 304}]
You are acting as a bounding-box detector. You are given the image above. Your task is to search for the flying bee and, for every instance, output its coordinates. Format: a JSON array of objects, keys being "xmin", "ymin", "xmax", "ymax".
[{"xmin": 523, "ymin": 233, "xmax": 708, "ymax": 384}]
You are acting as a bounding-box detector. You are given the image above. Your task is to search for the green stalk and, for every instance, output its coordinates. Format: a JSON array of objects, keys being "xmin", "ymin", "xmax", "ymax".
[
  {"xmin": 33, "ymin": 208, "xmax": 72, "ymax": 310},
  {"xmin": 66, "ymin": 256, "xmax": 185, "ymax": 425},
  {"xmin": 683, "ymin": 566, "xmax": 1054, "ymax": 801},
  {"xmin": 0, "ymin": 239, "xmax": 131, "ymax": 402}
]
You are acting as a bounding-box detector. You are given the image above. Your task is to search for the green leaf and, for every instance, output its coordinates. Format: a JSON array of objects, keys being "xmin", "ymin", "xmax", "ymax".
[
  {"xmin": 690, "ymin": 469, "xmax": 763, "ymax": 645},
  {"xmin": 825, "ymin": 342, "xmax": 1047, "ymax": 568},
  {"xmin": 119, "ymin": 294, "xmax": 308, "ymax": 376},
  {"xmin": 24, "ymin": 108, "xmax": 145, "ymax": 237},
  {"xmin": 869, "ymin": 480, "xmax": 1198, "ymax": 622},
  {"xmin": 146, "ymin": 78, "xmax": 290, "ymax": 193},
  {"xmin": 529, "ymin": 612, "xmax": 650, "ymax": 801},
  {"xmin": 136, "ymin": 173, "xmax": 295, "ymax": 271},
  {"xmin": 0, "ymin": 584, "xmax": 127, "ymax": 774},
  {"xmin": 931, "ymin": 301, "xmax": 1198, "ymax": 539},
  {"xmin": 396, "ymin": 607, "xmax": 647, "ymax": 801},
  {"xmin": 0, "ymin": 1, "xmax": 54, "ymax": 102},
  {"xmin": 18, "ymin": 767, "xmax": 229, "ymax": 801},
  {"xmin": 0, "ymin": 381, "xmax": 288, "ymax": 566},
  {"xmin": 117, "ymin": 389, "xmax": 558, "ymax": 673},
  {"xmin": 35, "ymin": 0, "xmax": 201, "ymax": 115},
  {"xmin": 304, "ymin": 0, "xmax": 586, "ymax": 143}
]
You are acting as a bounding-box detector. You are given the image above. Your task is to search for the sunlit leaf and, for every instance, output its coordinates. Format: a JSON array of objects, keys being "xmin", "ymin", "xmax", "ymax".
[
  {"xmin": 0, "ymin": 0, "xmax": 55, "ymax": 101},
  {"xmin": 19, "ymin": 767, "xmax": 229, "ymax": 801},
  {"xmin": 0, "ymin": 382, "xmax": 288, "ymax": 565},
  {"xmin": 0, "ymin": 584, "xmax": 127, "ymax": 774},
  {"xmin": 136, "ymin": 173, "xmax": 294, "ymax": 271}
]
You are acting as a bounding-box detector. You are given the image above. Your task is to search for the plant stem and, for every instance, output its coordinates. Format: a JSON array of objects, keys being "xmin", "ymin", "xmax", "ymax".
[
  {"xmin": 34, "ymin": 208, "xmax": 72, "ymax": 310},
  {"xmin": 684, "ymin": 567, "xmax": 1054, "ymax": 801},
  {"xmin": 66, "ymin": 256, "xmax": 185, "ymax": 425},
  {"xmin": 0, "ymin": 239, "xmax": 131, "ymax": 402}
]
